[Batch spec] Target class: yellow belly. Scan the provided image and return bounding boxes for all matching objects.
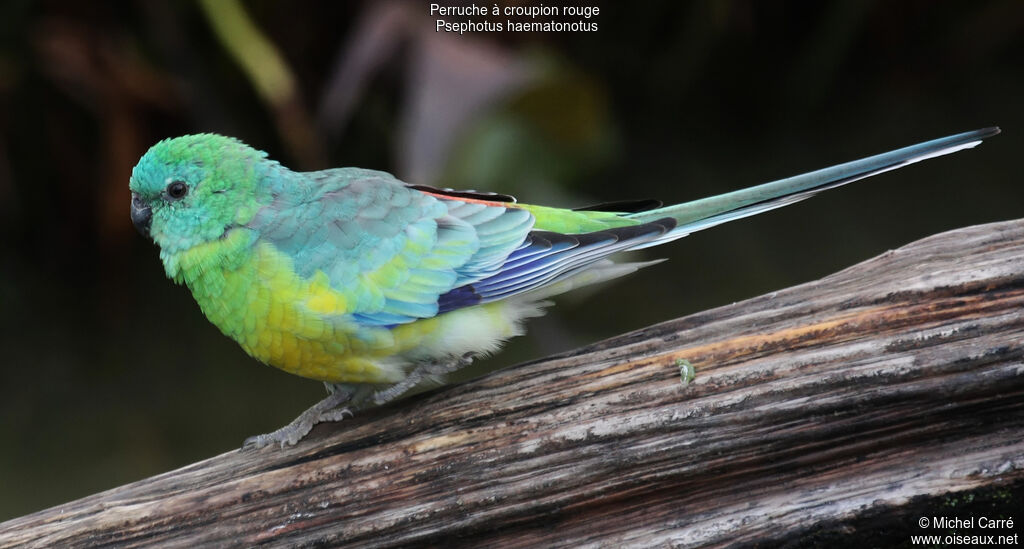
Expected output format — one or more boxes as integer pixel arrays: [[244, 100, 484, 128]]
[[175, 233, 541, 384]]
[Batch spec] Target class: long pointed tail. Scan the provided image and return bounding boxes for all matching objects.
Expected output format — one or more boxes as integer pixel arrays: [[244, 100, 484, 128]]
[[627, 127, 1000, 235]]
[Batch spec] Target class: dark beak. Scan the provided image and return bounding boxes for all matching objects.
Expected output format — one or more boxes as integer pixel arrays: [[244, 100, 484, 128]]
[[130, 193, 152, 237]]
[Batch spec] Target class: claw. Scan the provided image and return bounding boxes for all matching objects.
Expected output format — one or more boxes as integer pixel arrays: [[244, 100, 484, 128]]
[[241, 387, 353, 450], [318, 407, 353, 422]]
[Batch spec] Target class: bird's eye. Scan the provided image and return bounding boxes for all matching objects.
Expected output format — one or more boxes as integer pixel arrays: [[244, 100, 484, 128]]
[[166, 181, 188, 199]]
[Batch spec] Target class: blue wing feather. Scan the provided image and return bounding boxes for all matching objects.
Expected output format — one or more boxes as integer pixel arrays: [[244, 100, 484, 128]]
[[249, 169, 540, 326], [437, 220, 676, 313]]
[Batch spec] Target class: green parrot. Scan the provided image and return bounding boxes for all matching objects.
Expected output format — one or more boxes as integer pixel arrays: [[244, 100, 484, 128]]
[[129, 127, 999, 448]]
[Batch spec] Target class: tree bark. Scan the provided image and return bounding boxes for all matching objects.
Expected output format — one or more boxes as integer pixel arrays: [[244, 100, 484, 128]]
[[3, 219, 1024, 548]]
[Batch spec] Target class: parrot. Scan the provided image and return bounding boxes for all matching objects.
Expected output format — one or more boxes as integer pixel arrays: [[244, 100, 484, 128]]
[[129, 127, 999, 448]]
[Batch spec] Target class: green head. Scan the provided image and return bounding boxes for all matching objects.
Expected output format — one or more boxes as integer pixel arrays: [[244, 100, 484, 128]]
[[129, 134, 277, 254]]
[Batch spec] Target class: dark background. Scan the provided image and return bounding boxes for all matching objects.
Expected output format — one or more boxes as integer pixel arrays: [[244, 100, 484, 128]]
[[0, 0, 1020, 520]]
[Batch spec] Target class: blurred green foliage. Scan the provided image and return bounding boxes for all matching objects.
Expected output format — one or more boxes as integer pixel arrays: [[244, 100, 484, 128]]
[[0, 0, 1021, 522], [441, 60, 617, 201]]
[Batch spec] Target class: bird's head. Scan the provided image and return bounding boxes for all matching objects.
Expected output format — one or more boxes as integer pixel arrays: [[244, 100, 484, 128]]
[[129, 134, 275, 254]]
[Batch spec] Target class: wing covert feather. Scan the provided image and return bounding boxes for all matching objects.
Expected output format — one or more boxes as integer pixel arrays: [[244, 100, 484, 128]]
[[249, 170, 535, 325]]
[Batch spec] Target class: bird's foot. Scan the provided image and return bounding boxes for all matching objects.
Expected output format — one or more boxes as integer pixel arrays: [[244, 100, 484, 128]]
[[371, 367, 425, 406], [371, 353, 476, 406], [242, 385, 354, 450]]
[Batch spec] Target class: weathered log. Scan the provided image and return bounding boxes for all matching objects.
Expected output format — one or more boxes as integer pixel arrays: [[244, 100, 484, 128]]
[[2, 219, 1023, 548]]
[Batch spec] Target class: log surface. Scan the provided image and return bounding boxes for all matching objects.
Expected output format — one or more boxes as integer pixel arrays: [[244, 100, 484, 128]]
[[3, 219, 1024, 548]]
